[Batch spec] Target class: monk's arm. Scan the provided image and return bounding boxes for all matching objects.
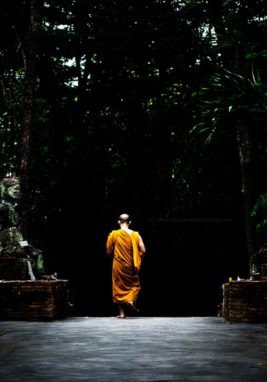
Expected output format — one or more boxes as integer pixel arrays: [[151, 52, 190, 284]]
[[106, 232, 115, 256], [138, 235, 146, 254]]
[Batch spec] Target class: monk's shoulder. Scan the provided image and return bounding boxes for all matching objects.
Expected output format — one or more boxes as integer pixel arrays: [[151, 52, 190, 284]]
[[110, 229, 120, 238], [132, 230, 140, 239], [110, 229, 118, 234]]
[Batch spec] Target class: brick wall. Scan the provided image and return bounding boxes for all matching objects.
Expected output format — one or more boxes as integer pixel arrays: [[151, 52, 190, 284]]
[[0, 280, 71, 320], [222, 280, 267, 323]]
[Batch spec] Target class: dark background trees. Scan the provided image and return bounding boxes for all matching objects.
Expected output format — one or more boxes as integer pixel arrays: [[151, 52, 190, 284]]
[[0, 0, 266, 316]]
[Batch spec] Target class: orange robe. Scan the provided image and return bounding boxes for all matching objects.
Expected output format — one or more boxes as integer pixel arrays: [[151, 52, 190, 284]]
[[106, 229, 143, 304]]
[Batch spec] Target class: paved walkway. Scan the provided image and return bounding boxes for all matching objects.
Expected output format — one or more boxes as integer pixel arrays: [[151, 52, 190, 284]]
[[0, 317, 267, 381]]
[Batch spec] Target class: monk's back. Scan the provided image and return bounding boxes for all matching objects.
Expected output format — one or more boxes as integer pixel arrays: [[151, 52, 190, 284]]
[[113, 229, 134, 268]]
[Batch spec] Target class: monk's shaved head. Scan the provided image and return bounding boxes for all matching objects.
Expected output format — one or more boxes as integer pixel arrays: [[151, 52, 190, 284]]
[[118, 213, 130, 223]]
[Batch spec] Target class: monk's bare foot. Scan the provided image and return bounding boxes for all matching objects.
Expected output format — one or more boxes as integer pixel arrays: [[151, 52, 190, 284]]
[[118, 305, 126, 318]]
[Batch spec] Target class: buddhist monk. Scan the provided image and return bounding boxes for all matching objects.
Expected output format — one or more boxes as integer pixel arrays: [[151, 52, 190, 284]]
[[106, 213, 146, 318]]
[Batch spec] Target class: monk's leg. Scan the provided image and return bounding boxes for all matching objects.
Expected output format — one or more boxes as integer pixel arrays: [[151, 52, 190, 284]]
[[117, 304, 126, 318], [126, 301, 139, 312]]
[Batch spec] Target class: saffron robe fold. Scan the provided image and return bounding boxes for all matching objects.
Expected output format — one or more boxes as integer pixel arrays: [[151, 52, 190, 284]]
[[106, 229, 143, 304]]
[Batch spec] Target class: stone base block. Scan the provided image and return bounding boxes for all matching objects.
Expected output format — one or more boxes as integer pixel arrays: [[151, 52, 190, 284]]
[[0, 256, 30, 280], [0, 280, 71, 321], [222, 280, 267, 323]]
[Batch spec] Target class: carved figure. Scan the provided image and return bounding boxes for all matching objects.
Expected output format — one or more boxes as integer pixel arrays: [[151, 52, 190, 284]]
[[0, 174, 45, 278]]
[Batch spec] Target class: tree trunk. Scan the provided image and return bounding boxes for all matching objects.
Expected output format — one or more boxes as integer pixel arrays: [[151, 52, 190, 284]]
[[19, 0, 40, 237], [236, 120, 255, 265]]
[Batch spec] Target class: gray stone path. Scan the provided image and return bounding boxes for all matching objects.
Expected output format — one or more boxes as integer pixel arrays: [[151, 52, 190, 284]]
[[0, 317, 267, 381]]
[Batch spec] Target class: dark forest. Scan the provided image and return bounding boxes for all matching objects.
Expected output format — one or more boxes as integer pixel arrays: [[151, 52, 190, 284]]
[[0, 0, 267, 316]]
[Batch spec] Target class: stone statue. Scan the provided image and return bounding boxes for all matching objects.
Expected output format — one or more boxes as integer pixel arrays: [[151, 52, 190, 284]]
[[0, 174, 45, 279]]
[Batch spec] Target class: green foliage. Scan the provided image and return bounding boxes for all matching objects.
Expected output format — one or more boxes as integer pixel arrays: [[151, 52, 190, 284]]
[[192, 68, 267, 143], [251, 243, 267, 267], [0, 0, 266, 257], [190, 0, 267, 138], [251, 193, 267, 234]]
